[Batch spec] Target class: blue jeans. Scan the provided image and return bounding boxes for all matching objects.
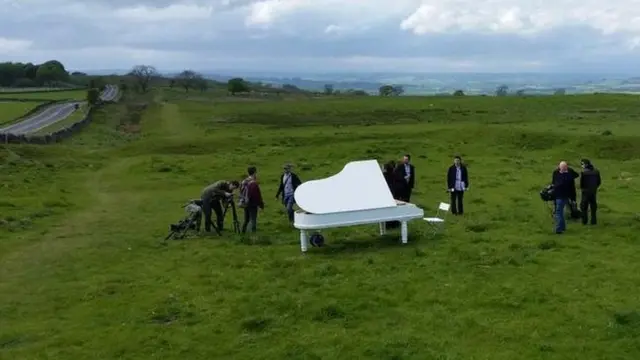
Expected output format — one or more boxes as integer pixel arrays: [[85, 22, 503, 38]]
[[554, 198, 567, 233], [283, 194, 295, 222]]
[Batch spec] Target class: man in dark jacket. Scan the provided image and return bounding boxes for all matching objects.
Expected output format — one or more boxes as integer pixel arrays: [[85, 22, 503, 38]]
[[275, 163, 302, 223], [393, 154, 415, 202], [579, 159, 602, 225], [552, 161, 574, 234], [241, 166, 264, 233], [447, 156, 469, 215], [552, 164, 579, 202], [552, 162, 580, 218], [200, 180, 239, 233]]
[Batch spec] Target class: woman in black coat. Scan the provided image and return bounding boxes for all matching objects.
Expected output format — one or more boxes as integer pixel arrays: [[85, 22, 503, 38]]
[[382, 160, 396, 197], [382, 160, 400, 228]]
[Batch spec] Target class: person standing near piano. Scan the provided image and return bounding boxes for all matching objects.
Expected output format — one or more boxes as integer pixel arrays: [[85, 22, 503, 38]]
[[447, 155, 469, 215], [393, 154, 415, 202], [275, 163, 302, 223], [241, 166, 264, 233]]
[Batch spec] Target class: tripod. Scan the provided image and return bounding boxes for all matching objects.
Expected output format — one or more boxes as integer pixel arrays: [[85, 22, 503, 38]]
[[208, 196, 241, 235], [223, 197, 241, 234]]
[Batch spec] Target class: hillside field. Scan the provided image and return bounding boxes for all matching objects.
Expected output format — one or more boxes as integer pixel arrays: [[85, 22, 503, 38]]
[[0, 101, 46, 126], [0, 89, 86, 101], [1, 90, 639, 359]]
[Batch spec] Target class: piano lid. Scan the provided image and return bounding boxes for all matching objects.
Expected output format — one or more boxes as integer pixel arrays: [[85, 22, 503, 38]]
[[294, 159, 397, 214]]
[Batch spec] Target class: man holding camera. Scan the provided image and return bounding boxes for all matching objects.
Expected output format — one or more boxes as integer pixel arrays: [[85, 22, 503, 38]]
[[579, 159, 602, 225], [551, 161, 574, 234], [200, 180, 240, 233]]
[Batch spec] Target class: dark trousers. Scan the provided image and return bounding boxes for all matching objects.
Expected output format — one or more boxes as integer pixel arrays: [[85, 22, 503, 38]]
[[580, 192, 598, 224], [242, 206, 258, 233], [450, 190, 464, 215], [201, 197, 224, 232], [397, 186, 412, 202]]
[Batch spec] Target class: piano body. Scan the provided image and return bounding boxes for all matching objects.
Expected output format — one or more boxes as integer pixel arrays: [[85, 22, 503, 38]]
[[293, 159, 424, 252]]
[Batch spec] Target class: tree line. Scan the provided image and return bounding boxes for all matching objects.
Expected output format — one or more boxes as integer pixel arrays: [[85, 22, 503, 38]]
[[1, 60, 403, 97], [0, 60, 70, 87]]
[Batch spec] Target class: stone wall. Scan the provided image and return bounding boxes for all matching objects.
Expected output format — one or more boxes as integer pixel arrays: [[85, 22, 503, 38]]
[[0, 99, 117, 145]]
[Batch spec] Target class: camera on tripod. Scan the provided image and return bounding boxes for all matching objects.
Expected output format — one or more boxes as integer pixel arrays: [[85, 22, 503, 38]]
[[164, 193, 241, 242]]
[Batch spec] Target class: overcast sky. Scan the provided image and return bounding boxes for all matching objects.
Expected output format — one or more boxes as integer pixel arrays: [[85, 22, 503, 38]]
[[1, 0, 639, 73]]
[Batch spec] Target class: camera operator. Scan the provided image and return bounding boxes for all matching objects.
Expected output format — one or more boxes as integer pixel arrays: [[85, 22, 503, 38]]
[[579, 159, 601, 225], [551, 161, 574, 234], [200, 180, 240, 233]]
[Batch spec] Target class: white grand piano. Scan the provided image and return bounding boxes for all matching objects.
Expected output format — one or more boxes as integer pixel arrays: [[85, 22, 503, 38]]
[[293, 159, 425, 252]]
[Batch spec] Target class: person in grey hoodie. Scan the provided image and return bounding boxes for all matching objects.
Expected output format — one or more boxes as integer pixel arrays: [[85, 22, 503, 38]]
[[275, 164, 302, 223]]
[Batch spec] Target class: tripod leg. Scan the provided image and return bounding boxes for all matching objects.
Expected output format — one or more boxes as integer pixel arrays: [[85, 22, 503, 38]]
[[178, 219, 195, 239], [210, 222, 222, 236]]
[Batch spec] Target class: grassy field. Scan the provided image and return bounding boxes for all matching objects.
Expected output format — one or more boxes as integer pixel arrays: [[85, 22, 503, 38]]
[[1, 89, 639, 359], [0, 87, 83, 93], [31, 102, 89, 135], [0, 101, 45, 126], [0, 89, 86, 101]]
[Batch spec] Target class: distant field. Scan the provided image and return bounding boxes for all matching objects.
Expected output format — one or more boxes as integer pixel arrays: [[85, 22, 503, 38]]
[[0, 89, 86, 100], [0, 87, 80, 93], [0, 101, 45, 126]]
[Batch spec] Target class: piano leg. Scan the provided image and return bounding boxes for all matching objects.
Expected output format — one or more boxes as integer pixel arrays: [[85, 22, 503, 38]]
[[300, 230, 309, 252], [400, 221, 408, 244], [379, 222, 386, 235]]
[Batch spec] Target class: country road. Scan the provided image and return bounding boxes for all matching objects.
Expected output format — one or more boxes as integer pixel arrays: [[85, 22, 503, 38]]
[[0, 85, 119, 135], [100, 84, 118, 102]]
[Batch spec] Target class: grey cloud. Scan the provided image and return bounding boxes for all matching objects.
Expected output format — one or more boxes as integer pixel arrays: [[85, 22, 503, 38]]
[[2, 0, 640, 73], [113, 23, 626, 62]]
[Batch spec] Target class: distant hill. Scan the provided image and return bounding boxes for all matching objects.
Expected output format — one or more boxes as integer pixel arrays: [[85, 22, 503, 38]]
[[78, 69, 640, 96]]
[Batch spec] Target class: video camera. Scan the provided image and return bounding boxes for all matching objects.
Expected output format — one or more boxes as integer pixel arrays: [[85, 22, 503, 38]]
[[539, 184, 555, 202], [165, 199, 203, 241]]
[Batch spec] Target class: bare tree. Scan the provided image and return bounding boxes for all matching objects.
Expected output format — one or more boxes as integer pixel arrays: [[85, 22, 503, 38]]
[[175, 70, 202, 93], [495, 85, 509, 96], [128, 65, 158, 93]]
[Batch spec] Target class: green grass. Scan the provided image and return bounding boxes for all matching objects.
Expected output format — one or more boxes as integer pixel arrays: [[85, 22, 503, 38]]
[[0, 87, 82, 93], [30, 103, 89, 135], [0, 101, 45, 126], [0, 89, 86, 101], [1, 90, 640, 359]]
